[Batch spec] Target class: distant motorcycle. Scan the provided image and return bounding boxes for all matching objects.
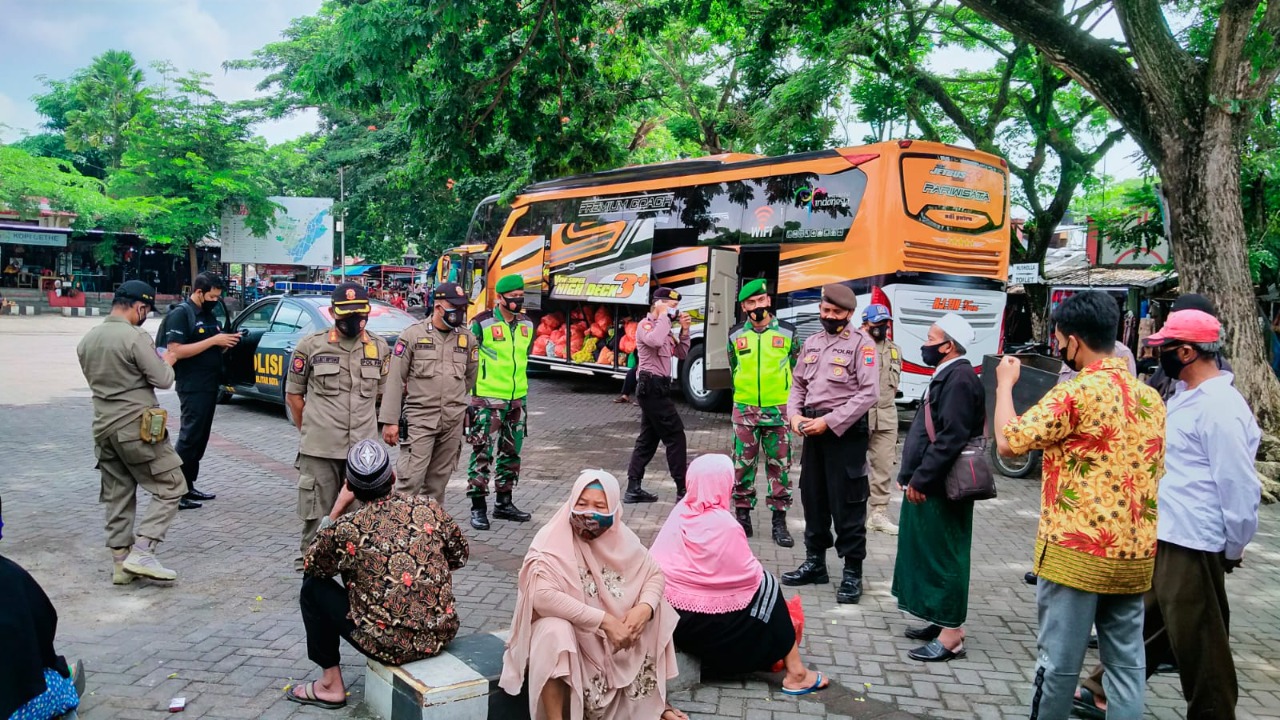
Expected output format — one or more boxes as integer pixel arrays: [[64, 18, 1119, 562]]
[[407, 290, 424, 308]]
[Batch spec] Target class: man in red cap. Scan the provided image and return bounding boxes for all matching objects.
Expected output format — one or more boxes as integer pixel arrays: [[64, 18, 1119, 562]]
[[1073, 309, 1260, 720]]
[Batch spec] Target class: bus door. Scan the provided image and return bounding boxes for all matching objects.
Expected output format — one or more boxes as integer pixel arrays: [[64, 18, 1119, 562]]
[[462, 252, 489, 317], [703, 247, 738, 391]]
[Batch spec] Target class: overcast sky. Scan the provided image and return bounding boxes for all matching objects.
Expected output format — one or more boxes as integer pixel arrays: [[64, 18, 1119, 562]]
[[0, 0, 322, 145], [0, 0, 1144, 188]]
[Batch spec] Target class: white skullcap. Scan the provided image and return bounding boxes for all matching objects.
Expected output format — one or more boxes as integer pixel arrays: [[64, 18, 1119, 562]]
[[935, 312, 975, 350]]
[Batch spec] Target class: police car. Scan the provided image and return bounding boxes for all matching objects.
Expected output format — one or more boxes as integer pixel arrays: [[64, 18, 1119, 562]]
[[219, 285, 416, 414]]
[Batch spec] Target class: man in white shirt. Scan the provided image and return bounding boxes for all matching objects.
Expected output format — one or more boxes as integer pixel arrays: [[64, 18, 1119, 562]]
[[1075, 308, 1260, 720]]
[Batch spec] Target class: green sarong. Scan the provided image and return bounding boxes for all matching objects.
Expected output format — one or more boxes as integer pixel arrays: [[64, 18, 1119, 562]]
[[890, 492, 974, 628]]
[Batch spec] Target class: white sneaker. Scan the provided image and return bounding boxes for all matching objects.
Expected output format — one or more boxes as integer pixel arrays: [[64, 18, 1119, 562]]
[[868, 510, 899, 536], [111, 548, 136, 585], [122, 546, 177, 581]]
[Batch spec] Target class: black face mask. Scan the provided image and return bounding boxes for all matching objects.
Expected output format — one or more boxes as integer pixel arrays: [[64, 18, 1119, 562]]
[[1058, 339, 1079, 373], [867, 325, 887, 342], [442, 307, 464, 328], [748, 307, 769, 323], [1159, 346, 1192, 380], [921, 342, 947, 367], [502, 295, 524, 313], [820, 317, 846, 335], [335, 315, 365, 338]]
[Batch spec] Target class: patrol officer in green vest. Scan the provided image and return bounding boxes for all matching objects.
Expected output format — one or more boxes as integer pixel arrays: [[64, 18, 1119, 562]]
[[728, 279, 799, 547], [465, 274, 535, 530]]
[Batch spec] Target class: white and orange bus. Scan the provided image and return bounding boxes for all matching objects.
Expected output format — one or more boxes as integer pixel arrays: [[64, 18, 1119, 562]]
[[437, 139, 1010, 410]]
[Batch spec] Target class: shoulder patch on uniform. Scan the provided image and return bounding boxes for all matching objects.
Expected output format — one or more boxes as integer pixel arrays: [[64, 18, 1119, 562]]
[[394, 340, 406, 356], [471, 347, 479, 361], [290, 355, 307, 374], [862, 346, 876, 366], [641, 321, 653, 331], [772, 336, 785, 348]]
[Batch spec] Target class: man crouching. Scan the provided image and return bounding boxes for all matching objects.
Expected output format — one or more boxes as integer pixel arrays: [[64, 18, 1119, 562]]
[[288, 440, 470, 710]]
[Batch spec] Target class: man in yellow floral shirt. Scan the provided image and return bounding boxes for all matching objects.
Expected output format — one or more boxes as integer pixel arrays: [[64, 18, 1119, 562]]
[[995, 290, 1165, 720]]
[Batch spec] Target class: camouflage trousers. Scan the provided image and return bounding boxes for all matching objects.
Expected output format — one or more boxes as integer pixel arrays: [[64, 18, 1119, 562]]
[[732, 422, 792, 511], [466, 399, 525, 497]]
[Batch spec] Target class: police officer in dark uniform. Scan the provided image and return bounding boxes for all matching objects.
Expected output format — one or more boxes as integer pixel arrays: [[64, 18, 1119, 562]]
[[164, 272, 239, 509], [624, 286, 691, 503]]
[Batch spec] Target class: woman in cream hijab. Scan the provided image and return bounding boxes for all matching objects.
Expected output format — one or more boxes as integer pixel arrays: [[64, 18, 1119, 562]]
[[501, 469, 687, 720]]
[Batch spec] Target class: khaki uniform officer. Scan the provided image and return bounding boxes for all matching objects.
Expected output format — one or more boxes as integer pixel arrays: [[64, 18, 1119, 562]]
[[781, 283, 880, 605], [286, 283, 390, 565], [380, 282, 478, 503], [863, 303, 902, 535], [76, 280, 184, 584]]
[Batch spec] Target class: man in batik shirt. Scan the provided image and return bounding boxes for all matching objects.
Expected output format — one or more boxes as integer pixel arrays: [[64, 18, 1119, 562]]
[[288, 440, 469, 710]]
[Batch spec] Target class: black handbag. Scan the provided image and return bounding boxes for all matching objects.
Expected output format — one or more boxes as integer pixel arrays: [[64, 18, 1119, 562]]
[[923, 391, 997, 502]]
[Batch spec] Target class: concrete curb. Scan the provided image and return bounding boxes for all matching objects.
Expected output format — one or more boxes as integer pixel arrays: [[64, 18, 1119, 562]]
[[3, 305, 38, 315], [60, 307, 101, 317]]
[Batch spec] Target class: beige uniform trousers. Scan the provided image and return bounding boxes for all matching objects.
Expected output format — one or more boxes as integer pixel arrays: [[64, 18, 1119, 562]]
[[394, 423, 463, 504], [296, 454, 345, 558], [867, 424, 899, 513], [96, 425, 186, 549]]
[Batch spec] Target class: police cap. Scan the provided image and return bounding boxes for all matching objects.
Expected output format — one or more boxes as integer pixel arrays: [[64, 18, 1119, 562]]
[[331, 282, 371, 317], [653, 287, 681, 302], [434, 282, 468, 306], [115, 280, 157, 309], [821, 283, 857, 311]]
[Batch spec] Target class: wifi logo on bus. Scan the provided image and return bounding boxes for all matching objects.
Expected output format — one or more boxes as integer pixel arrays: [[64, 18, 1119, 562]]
[[751, 206, 774, 237]]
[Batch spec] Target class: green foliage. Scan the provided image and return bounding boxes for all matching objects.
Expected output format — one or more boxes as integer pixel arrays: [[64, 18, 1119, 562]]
[[0, 145, 159, 234], [108, 68, 276, 253], [64, 50, 149, 171]]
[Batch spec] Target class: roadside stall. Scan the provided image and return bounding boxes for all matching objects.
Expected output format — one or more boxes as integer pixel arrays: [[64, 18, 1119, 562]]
[[1043, 266, 1178, 358]]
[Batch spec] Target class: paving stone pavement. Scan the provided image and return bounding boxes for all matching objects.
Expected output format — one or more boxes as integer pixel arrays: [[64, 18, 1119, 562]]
[[2, 315, 1279, 719]]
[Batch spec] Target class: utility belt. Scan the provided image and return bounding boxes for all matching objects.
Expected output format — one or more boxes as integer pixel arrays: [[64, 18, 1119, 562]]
[[800, 406, 870, 438], [800, 407, 830, 419], [636, 371, 672, 397]]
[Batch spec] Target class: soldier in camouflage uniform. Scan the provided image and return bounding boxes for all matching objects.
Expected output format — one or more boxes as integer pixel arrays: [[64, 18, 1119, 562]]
[[728, 279, 799, 547], [465, 274, 534, 530]]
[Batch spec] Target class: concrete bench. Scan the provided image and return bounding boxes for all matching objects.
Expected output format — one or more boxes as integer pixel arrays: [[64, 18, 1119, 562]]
[[364, 631, 702, 720]]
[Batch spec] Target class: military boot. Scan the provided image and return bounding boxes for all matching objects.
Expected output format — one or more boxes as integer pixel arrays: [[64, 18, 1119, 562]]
[[781, 552, 829, 586], [493, 492, 532, 522], [771, 510, 794, 548], [111, 547, 135, 585], [735, 507, 753, 537], [623, 477, 658, 504], [836, 560, 864, 604], [470, 496, 491, 531]]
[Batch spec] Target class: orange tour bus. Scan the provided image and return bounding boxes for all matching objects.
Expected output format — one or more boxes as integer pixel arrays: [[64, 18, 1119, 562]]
[[435, 139, 1011, 410]]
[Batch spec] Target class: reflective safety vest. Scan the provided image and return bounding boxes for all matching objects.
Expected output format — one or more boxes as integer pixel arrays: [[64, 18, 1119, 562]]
[[473, 311, 534, 400], [729, 320, 796, 407]]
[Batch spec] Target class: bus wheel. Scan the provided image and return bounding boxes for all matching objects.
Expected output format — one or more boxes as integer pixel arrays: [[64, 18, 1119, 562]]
[[680, 344, 729, 412], [990, 444, 1041, 479]]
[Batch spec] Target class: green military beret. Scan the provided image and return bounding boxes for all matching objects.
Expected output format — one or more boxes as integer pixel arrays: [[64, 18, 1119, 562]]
[[738, 278, 768, 303], [495, 274, 525, 294]]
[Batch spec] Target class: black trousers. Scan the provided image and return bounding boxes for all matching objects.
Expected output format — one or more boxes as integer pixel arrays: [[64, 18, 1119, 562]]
[[300, 576, 369, 669], [175, 390, 219, 492], [799, 426, 870, 563], [621, 365, 638, 396], [626, 375, 687, 488]]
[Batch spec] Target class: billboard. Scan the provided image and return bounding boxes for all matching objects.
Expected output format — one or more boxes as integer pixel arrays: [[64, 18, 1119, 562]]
[[221, 197, 334, 266]]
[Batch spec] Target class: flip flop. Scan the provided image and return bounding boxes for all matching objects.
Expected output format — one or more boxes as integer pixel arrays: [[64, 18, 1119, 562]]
[[613, 396, 629, 403], [1071, 687, 1106, 720], [285, 681, 347, 710], [781, 671, 828, 696]]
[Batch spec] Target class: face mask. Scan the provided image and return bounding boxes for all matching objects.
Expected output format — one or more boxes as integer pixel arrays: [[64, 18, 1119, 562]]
[[570, 510, 615, 541], [867, 325, 887, 341], [820, 317, 846, 335], [335, 315, 365, 338], [135, 305, 149, 326], [920, 342, 947, 367], [442, 307, 463, 328], [502, 295, 524, 313], [667, 307, 679, 320], [1057, 338, 1078, 372], [1159, 346, 1192, 380], [748, 307, 769, 323]]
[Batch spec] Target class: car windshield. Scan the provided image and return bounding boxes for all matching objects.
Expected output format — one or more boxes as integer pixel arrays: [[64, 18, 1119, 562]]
[[317, 301, 414, 333]]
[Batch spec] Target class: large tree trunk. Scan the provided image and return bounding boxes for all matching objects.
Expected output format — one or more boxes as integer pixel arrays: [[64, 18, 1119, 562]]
[[1161, 109, 1280, 429], [187, 241, 199, 290]]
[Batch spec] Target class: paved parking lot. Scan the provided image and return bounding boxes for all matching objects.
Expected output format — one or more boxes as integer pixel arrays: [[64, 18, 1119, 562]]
[[2, 314, 1278, 719]]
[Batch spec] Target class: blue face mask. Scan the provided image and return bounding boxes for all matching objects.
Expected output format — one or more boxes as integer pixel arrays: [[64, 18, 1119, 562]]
[[570, 510, 615, 540]]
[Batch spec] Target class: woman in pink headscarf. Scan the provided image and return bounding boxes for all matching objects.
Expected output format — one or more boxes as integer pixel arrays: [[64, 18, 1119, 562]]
[[650, 454, 828, 695], [500, 469, 688, 720]]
